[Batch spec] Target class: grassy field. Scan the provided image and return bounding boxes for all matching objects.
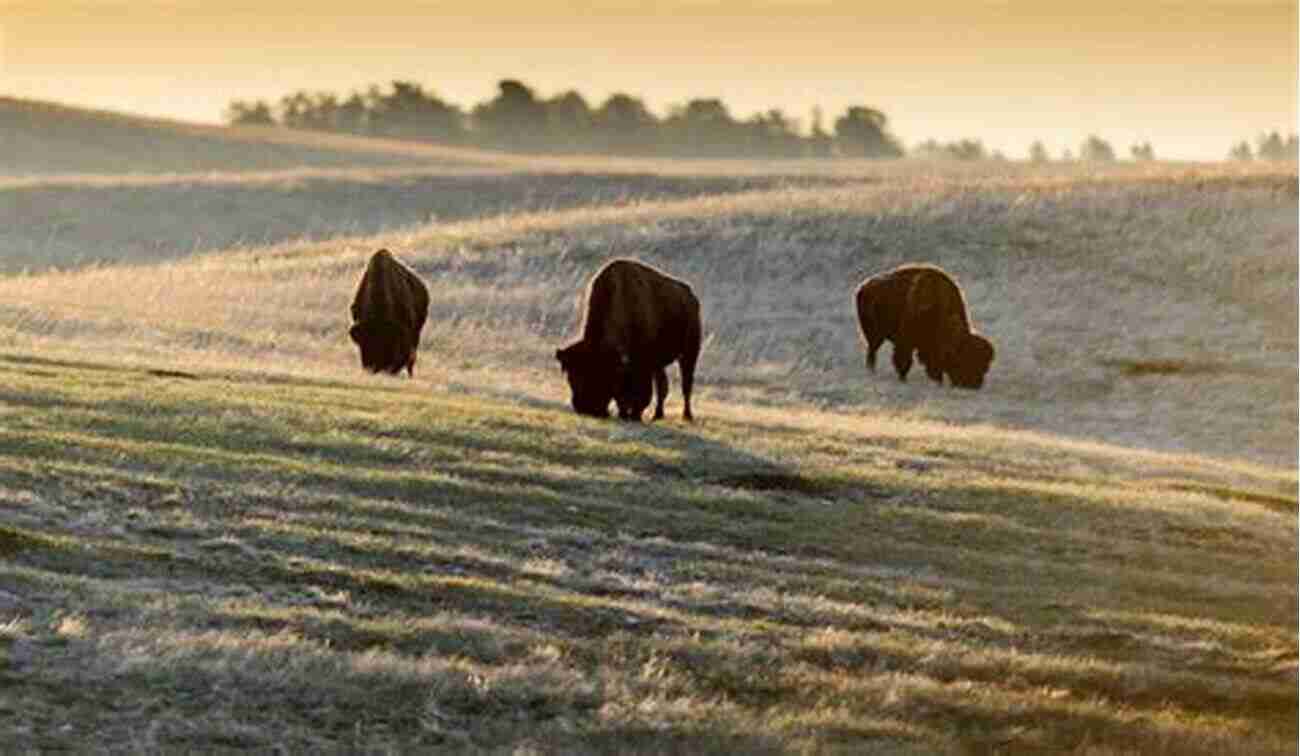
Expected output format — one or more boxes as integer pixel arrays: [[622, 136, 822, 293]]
[[1, 167, 853, 274], [0, 100, 1295, 753], [0, 354, 1294, 753]]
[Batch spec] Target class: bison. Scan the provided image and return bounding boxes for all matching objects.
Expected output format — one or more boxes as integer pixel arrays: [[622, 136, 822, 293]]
[[555, 258, 701, 421], [349, 249, 430, 377], [855, 264, 995, 389]]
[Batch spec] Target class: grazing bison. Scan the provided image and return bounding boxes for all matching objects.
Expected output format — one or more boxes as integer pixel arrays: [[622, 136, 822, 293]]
[[349, 249, 430, 377], [555, 258, 701, 421], [855, 264, 995, 389]]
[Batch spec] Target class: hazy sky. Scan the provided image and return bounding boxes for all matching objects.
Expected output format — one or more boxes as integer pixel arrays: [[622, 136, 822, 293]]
[[2, 1, 1295, 160]]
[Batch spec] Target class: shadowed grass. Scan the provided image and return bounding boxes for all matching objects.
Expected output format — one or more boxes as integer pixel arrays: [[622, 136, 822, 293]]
[[0, 124, 1295, 751], [0, 355, 1293, 754]]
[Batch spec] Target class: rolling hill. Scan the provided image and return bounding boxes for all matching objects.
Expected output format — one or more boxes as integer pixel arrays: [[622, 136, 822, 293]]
[[0, 102, 1295, 753], [0, 96, 500, 176], [0, 97, 866, 274]]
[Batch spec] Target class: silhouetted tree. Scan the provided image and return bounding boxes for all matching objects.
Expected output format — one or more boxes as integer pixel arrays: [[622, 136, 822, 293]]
[[1080, 134, 1116, 162], [543, 90, 594, 152], [833, 106, 903, 158], [369, 81, 465, 143], [1028, 140, 1050, 163], [912, 138, 986, 161], [277, 91, 314, 129], [1228, 140, 1254, 161], [663, 98, 741, 157], [224, 99, 275, 126], [1255, 131, 1298, 161], [1129, 141, 1155, 161], [1257, 131, 1284, 160], [592, 93, 658, 154], [808, 106, 834, 158], [745, 109, 803, 158], [300, 92, 339, 132], [472, 79, 547, 151], [336, 93, 368, 135]]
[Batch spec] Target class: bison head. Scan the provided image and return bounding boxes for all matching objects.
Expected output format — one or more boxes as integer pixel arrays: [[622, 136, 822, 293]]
[[350, 318, 412, 375], [556, 341, 625, 418], [948, 332, 995, 390]]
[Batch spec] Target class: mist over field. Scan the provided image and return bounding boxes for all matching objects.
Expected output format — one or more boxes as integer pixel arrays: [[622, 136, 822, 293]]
[[0, 99, 1294, 754]]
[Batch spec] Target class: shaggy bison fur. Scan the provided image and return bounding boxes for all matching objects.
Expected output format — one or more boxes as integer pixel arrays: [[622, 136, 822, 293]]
[[556, 259, 701, 421], [349, 249, 430, 377], [855, 264, 995, 389]]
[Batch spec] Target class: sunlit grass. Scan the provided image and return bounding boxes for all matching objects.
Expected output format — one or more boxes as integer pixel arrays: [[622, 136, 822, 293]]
[[0, 161, 1293, 463], [0, 116, 1294, 751], [0, 353, 1293, 753]]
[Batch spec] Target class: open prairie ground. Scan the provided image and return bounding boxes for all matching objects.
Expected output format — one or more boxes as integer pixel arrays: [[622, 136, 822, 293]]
[[0, 102, 1295, 753]]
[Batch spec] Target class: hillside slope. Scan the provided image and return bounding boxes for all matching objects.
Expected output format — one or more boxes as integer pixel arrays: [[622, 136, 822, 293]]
[[0, 96, 921, 178], [0, 164, 1293, 464], [1, 98, 879, 274], [0, 97, 530, 176], [0, 135, 1295, 752], [0, 353, 1293, 753], [0, 168, 828, 274]]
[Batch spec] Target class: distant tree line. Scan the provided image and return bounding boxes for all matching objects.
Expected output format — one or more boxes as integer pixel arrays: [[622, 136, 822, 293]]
[[918, 135, 1154, 163], [1022, 131, 1298, 164], [225, 79, 904, 159], [1227, 131, 1300, 162], [1024, 135, 1152, 164], [911, 138, 1001, 161]]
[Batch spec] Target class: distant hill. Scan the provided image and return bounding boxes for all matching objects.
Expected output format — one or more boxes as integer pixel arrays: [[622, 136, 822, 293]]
[[0, 99, 871, 276], [0, 97, 510, 176]]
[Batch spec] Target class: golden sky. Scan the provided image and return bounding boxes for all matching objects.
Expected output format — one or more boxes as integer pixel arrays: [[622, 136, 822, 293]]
[[2, 1, 1295, 160]]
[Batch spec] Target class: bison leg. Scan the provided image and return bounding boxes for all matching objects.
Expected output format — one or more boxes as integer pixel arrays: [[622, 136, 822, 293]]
[[652, 368, 669, 421], [617, 368, 653, 423], [680, 324, 701, 422], [866, 338, 882, 373], [918, 348, 943, 383], [892, 342, 914, 382]]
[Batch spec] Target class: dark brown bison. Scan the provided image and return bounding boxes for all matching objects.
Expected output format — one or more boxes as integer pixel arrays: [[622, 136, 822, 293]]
[[855, 264, 995, 389], [349, 249, 429, 377], [555, 259, 701, 421]]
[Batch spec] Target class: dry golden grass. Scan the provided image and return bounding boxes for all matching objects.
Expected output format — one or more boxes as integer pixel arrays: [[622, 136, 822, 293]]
[[0, 354, 1292, 753], [0, 163, 822, 274], [0, 103, 1295, 752], [5, 98, 890, 273], [0, 161, 1293, 463]]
